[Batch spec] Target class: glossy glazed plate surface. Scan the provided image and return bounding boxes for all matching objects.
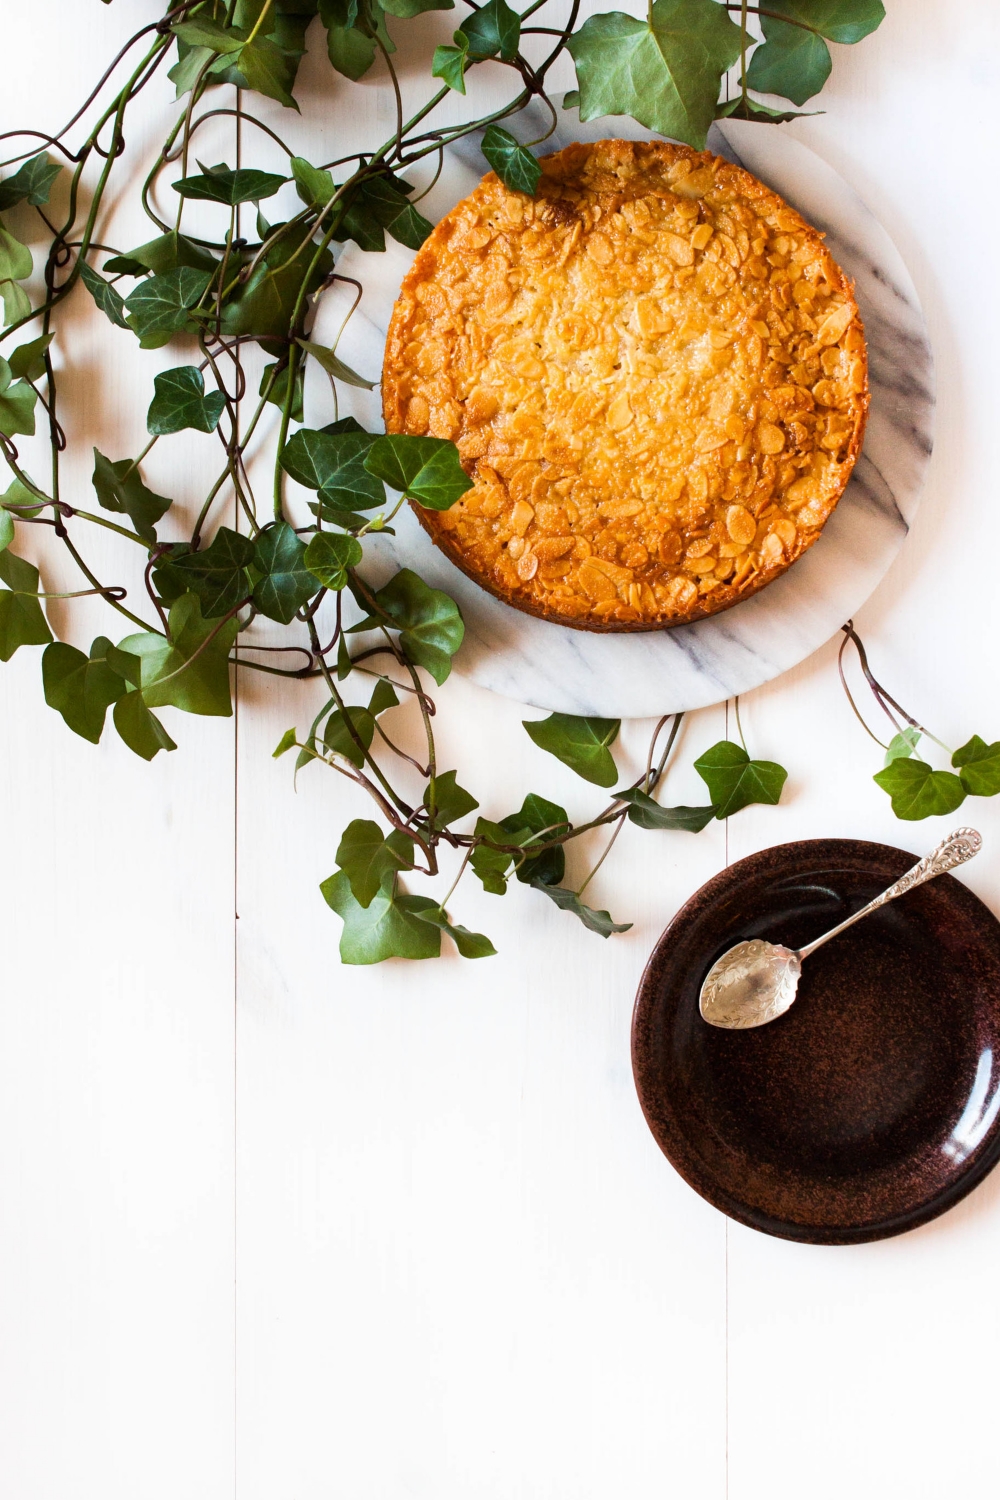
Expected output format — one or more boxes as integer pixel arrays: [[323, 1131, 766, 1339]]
[[632, 840, 1000, 1244]]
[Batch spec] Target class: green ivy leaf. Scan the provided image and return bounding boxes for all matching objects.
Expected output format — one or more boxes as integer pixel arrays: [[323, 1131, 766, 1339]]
[[1, 474, 44, 519], [41, 635, 129, 744], [147, 366, 226, 435], [952, 735, 1000, 798], [432, 33, 469, 92], [0, 225, 32, 285], [336, 175, 433, 253], [357, 568, 464, 685], [745, 16, 831, 105], [0, 510, 13, 553], [168, 40, 219, 98], [303, 531, 363, 590], [1, 280, 31, 327], [260, 360, 304, 422], [119, 592, 239, 717], [883, 727, 921, 765], [290, 155, 335, 207], [423, 769, 479, 830], [124, 267, 213, 339], [715, 95, 817, 123], [105, 232, 218, 277], [251, 521, 316, 623], [220, 223, 333, 346], [0, 152, 62, 211], [0, 357, 37, 437], [761, 0, 885, 45], [173, 162, 288, 205], [873, 758, 967, 821], [364, 434, 473, 511], [319, 0, 391, 80], [0, 549, 52, 659], [481, 126, 541, 196], [615, 787, 716, 831], [522, 713, 620, 788], [92, 449, 173, 544], [112, 689, 177, 760], [335, 819, 415, 907], [78, 262, 130, 328], [411, 905, 497, 958], [693, 740, 788, 819], [159, 526, 255, 618], [297, 337, 375, 390], [324, 703, 376, 767], [273, 727, 298, 758], [566, 0, 742, 149], [321, 870, 441, 964], [336, 632, 353, 680], [529, 880, 632, 937], [171, 16, 248, 52], [469, 816, 530, 895], [368, 677, 399, 716], [380, 0, 453, 17], [500, 792, 569, 886], [463, 0, 519, 59], [745, 0, 883, 105], [8, 333, 53, 382], [238, 34, 301, 109], [281, 426, 383, 510]]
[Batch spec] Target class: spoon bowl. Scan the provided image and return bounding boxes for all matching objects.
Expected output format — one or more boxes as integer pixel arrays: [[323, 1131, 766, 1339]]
[[699, 938, 802, 1028]]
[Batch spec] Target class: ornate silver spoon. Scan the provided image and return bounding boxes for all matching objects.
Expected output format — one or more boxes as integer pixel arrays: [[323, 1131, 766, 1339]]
[[699, 827, 983, 1030]]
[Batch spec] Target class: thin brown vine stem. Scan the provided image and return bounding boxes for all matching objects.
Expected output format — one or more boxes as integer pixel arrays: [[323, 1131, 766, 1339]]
[[306, 614, 418, 819], [175, 58, 217, 234], [375, 33, 405, 163], [344, 572, 440, 767], [837, 629, 887, 748], [186, 107, 296, 159], [145, 553, 170, 634], [733, 695, 747, 752], [311, 746, 428, 855], [576, 812, 628, 900], [1, 35, 170, 347], [644, 714, 671, 792], [723, 4, 833, 37], [0, 1, 198, 168], [839, 623, 951, 754], [373, 718, 430, 778], [56, 532, 155, 632], [437, 847, 473, 912], [410, 147, 444, 206], [152, 599, 249, 685], [651, 712, 684, 789]]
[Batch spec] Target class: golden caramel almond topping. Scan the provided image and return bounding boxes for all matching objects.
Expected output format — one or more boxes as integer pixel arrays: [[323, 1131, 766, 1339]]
[[382, 139, 869, 631]]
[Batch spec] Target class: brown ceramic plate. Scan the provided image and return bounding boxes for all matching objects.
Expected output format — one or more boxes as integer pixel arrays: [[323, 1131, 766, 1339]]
[[632, 839, 1000, 1244]]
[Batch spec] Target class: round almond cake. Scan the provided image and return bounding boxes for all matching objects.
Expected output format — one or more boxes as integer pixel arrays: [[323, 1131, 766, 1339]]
[[382, 139, 869, 631]]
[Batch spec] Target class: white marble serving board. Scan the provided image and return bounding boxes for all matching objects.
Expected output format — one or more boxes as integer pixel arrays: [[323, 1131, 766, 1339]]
[[315, 108, 935, 718]]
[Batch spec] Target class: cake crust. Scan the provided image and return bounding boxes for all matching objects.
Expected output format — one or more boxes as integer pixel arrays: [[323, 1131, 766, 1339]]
[[382, 138, 869, 632]]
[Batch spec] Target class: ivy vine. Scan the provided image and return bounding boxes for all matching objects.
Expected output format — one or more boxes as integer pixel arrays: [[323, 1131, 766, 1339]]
[[0, 0, 945, 966]]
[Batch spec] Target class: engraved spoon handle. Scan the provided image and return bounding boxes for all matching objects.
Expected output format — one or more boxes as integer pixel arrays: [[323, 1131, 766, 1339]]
[[796, 827, 982, 963]]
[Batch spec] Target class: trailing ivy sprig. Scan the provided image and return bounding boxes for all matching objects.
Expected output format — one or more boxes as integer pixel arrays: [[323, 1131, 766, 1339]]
[[840, 623, 1000, 822], [0, 0, 886, 960]]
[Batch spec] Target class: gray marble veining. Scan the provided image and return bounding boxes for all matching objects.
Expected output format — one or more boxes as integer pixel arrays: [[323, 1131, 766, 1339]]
[[316, 110, 934, 718]]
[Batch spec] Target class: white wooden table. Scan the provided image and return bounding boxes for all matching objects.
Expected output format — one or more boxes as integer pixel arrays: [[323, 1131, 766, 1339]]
[[3, 4, 999, 1495]]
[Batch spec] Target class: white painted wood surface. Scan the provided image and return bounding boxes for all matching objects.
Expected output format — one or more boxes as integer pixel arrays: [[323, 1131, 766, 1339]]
[[3, 4, 1000, 1496]]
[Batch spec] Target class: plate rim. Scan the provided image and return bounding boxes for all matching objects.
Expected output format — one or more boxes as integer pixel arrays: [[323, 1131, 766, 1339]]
[[631, 837, 1000, 1245]]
